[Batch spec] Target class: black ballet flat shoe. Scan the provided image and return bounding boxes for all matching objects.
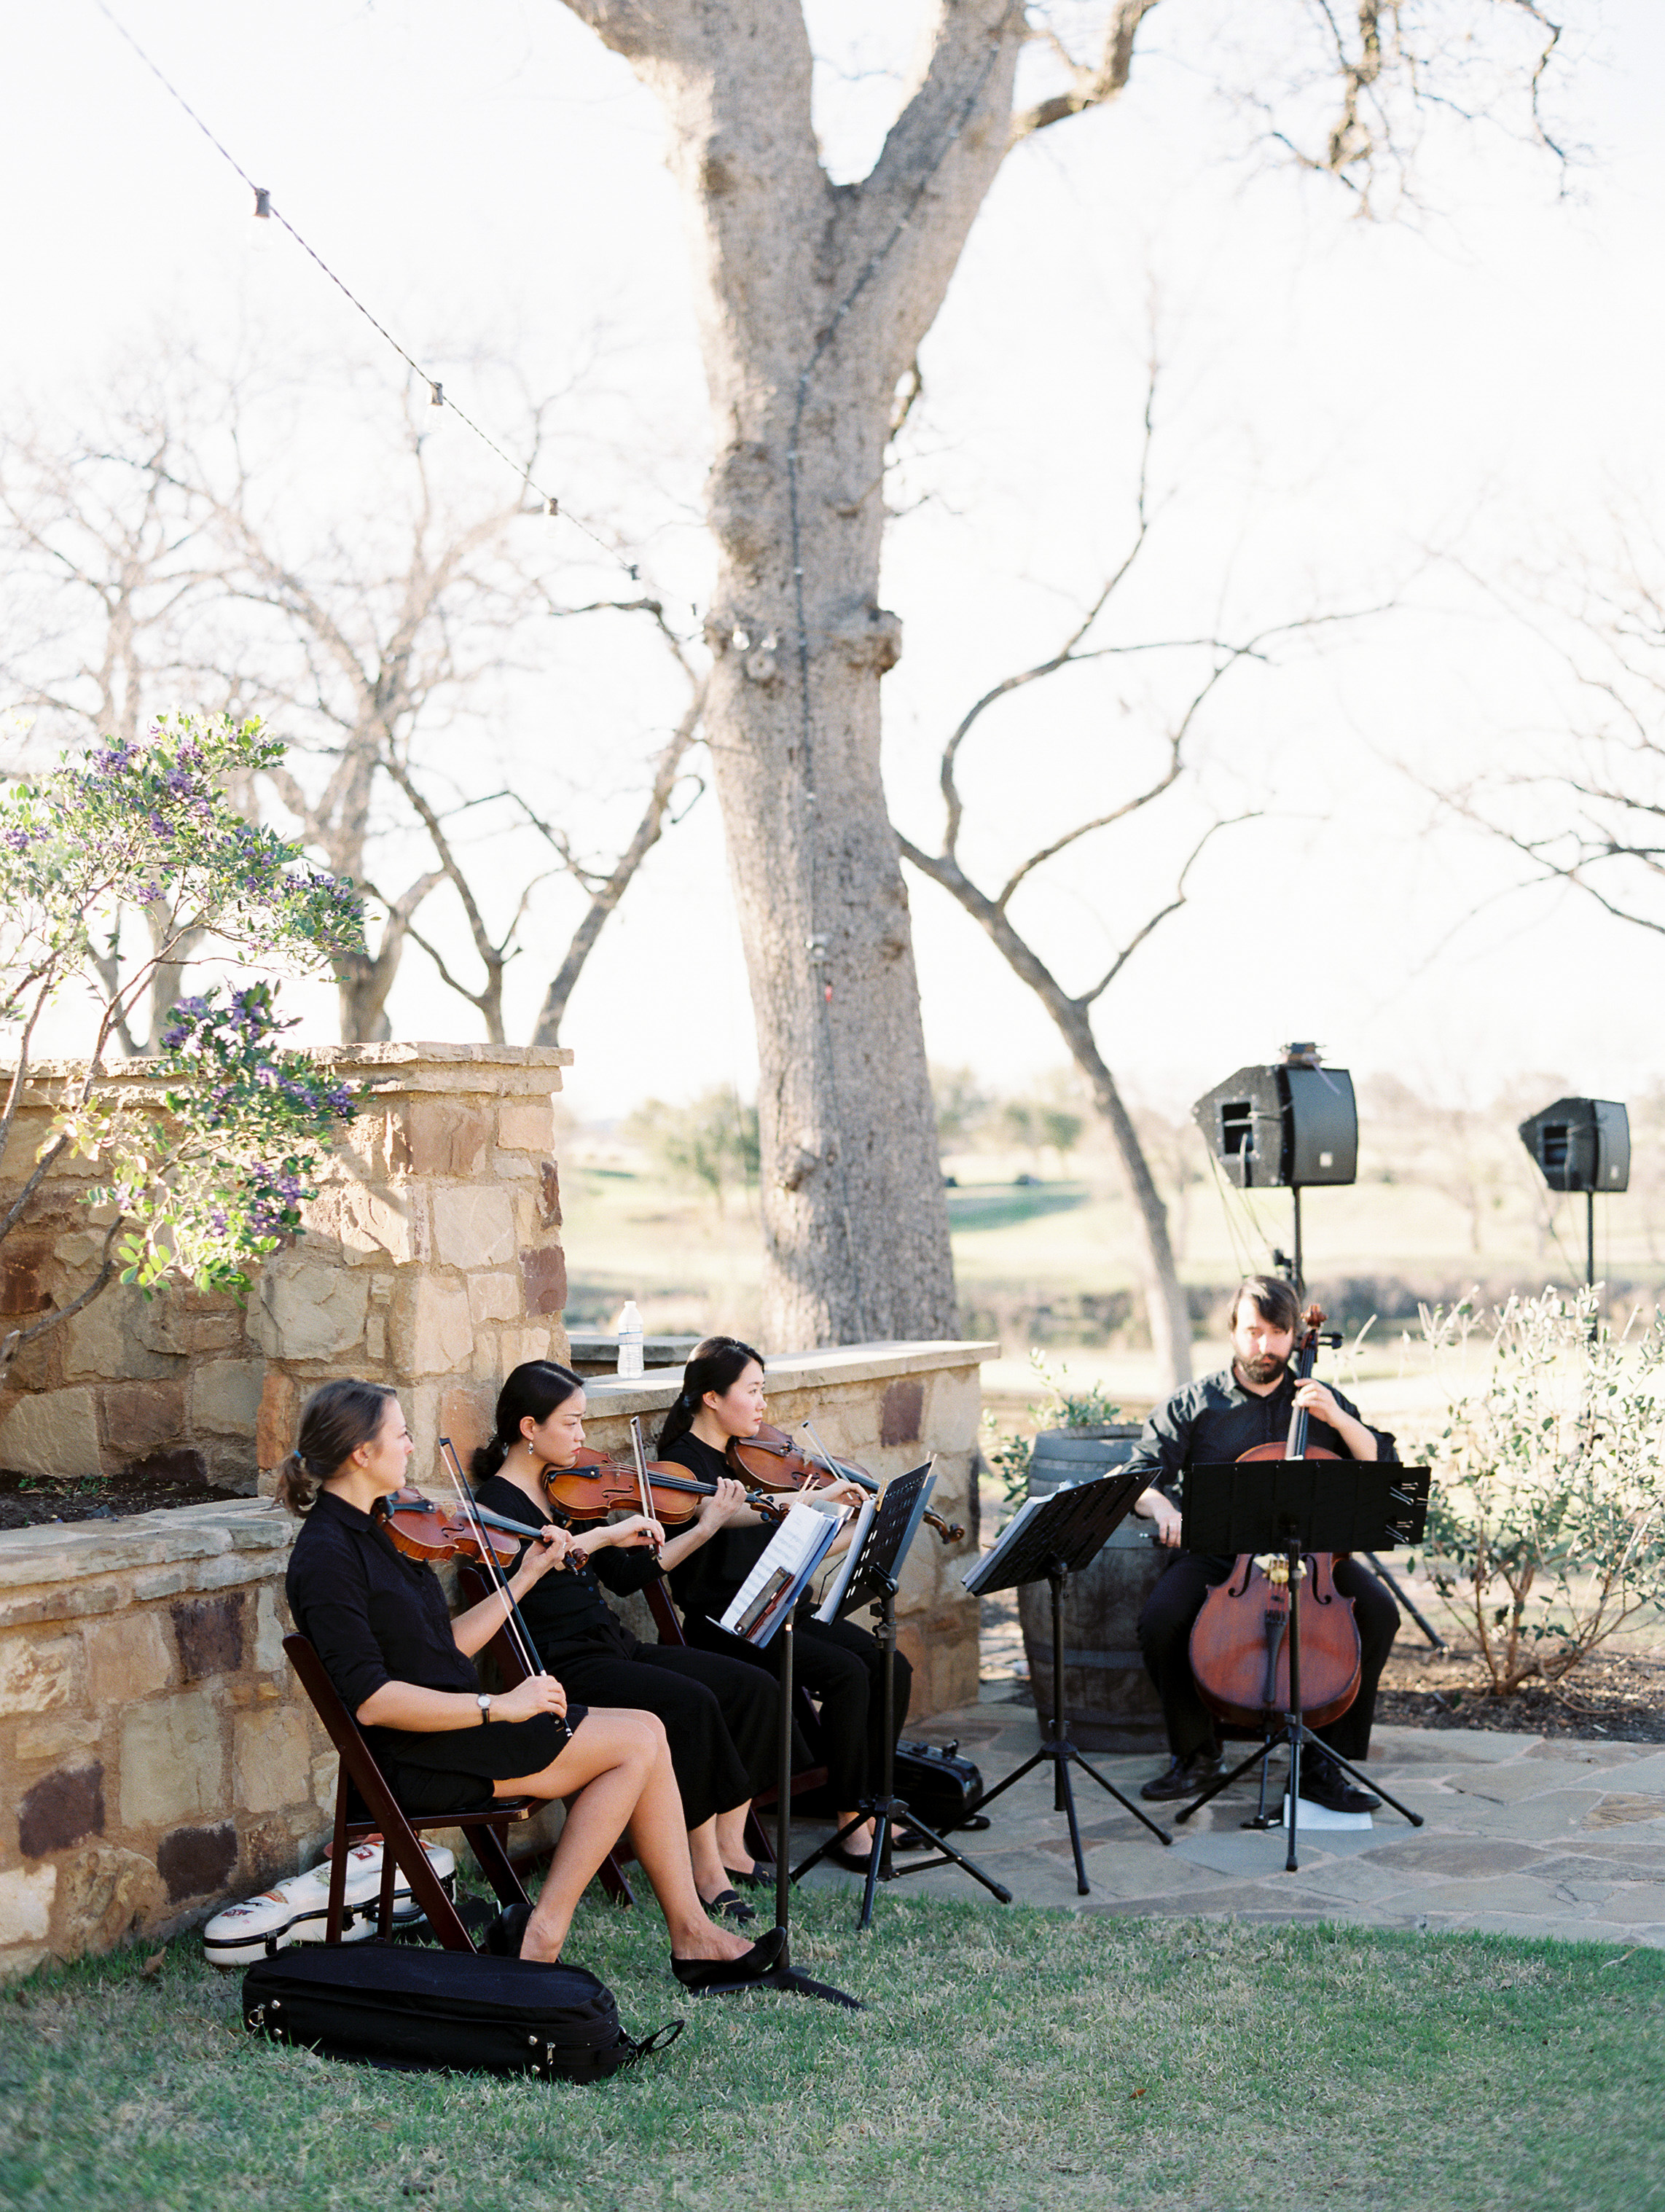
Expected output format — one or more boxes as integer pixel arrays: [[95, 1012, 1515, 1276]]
[[722, 1864, 771, 1891], [700, 1887, 758, 1926], [485, 1902, 533, 1958], [670, 1925, 787, 1990]]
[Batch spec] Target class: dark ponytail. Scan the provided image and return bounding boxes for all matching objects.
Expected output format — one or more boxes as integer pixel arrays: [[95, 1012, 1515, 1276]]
[[471, 1360, 584, 1481], [657, 1334, 764, 1453], [276, 1378, 399, 1515]]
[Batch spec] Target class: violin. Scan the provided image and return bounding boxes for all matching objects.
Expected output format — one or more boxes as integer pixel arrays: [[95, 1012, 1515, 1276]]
[[375, 1488, 575, 1571], [540, 1444, 784, 1530], [1186, 1303, 1363, 1731], [725, 1421, 967, 1547]]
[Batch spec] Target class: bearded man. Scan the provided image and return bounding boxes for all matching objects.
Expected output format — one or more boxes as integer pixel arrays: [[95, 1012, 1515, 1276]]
[[1127, 1273, 1399, 1811]]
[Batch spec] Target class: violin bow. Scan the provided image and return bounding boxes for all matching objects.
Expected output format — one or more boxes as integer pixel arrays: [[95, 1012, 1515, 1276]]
[[625, 1416, 665, 1560], [800, 1417, 874, 1495], [436, 1436, 571, 1743]]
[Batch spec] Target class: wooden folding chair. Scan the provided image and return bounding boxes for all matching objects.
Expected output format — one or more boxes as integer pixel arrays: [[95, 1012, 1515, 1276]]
[[457, 1561, 635, 1906], [283, 1632, 534, 1954]]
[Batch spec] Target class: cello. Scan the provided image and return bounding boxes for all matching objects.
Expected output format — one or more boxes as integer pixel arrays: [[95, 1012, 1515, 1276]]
[[1186, 1302, 1363, 1732]]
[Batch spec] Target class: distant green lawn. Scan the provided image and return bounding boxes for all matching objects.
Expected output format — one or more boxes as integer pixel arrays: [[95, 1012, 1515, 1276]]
[[4, 1892, 1660, 2212]]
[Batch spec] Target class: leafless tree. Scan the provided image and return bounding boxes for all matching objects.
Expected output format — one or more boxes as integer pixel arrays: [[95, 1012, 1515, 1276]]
[[0, 360, 704, 1050], [1435, 508, 1665, 943], [549, 0, 1570, 1349]]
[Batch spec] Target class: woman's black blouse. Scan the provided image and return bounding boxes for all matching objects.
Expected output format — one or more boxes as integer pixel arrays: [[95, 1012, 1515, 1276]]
[[659, 1431, 771, 1623], [471, 1473, 660, 1666], [285, 1487, 479, 1763]]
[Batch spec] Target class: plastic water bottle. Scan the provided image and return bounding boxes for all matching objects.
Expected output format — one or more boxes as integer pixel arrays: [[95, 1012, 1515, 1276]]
[[616, 1301, 644, 1380]]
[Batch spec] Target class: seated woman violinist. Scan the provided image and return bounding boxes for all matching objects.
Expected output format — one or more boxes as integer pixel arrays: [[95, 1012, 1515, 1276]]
[[655, 1337, 921, 1872], [471, 1359, 791, 1920], [279, 1377, 783, 1988]]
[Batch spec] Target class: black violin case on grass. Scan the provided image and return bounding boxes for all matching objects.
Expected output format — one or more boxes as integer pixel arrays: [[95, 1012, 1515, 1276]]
[[243, 1945, 681, 2083]]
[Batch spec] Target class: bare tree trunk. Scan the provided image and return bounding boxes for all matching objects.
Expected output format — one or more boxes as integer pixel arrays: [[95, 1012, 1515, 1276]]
[[562, 1, 1032, 1343]]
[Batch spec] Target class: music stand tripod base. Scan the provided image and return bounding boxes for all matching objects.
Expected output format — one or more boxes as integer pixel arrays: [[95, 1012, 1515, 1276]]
[[956, 1472, 1173, 1897], [789, 1463, 1014, 1931], [1172, 1460, 1429, 1873]]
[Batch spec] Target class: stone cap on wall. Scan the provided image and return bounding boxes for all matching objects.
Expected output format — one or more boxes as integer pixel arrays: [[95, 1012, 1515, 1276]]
[[0, 1498, 290, 1625], [579, 1337, 1000, 1419], [0, 1041, 573, 1105]]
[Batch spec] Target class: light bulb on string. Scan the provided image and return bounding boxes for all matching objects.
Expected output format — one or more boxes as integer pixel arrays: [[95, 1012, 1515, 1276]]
[[245, 183, 273, 257]]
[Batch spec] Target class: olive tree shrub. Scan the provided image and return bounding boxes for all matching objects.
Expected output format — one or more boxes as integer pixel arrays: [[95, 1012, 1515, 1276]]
[[1417, 1286, 1665, 1694], [0, 711, 364, 1363]]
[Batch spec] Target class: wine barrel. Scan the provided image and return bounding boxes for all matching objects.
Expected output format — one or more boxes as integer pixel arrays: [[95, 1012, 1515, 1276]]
[[1016, 1424, 1167, 1752]]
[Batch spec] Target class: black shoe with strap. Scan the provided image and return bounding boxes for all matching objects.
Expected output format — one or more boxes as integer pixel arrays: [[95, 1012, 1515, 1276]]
[[1140, 1746, 1223, 1803], [1298, 1751, 1380, 1816]]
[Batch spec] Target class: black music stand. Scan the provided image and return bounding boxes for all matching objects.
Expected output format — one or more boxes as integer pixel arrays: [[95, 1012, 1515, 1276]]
[[958, 1471, 1172, 1896], [1172, 1460, 1430, 1872], [701, 1512, 861, 2008], [791, 1464, 1014, 1931]]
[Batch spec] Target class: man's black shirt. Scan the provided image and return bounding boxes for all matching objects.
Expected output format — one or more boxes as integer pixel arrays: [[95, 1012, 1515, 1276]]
[[1124, 1364, 1397, 1512]]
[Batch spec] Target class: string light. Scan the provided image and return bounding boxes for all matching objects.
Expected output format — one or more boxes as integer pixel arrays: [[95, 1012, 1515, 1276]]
[[90, 0, 639, 581]]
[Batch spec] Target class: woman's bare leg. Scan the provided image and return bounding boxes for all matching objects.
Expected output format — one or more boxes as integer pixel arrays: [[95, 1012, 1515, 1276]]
[[688, 1816, 730, 1901], [622, 1730, 765, 1957], [497, 1710, 755, 1963], [713, 1803, 753, 1874]]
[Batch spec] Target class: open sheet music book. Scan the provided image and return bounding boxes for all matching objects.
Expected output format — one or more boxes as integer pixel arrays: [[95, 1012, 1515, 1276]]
[[716, 1498, 847, 1648]]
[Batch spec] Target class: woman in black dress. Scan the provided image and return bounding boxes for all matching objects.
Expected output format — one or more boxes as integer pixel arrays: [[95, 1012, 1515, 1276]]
[[657, 1337, 917, 1872], [281, 1377, 781, 1986], [471, 1359, 786, 1915]]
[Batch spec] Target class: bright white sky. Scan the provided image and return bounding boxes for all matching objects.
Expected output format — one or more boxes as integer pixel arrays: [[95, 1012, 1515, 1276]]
[[5, 1, 1664, 1128]]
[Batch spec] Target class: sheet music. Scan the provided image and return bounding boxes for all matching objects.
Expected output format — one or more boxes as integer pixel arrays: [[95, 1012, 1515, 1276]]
[[717, 1500, 845, 1642]]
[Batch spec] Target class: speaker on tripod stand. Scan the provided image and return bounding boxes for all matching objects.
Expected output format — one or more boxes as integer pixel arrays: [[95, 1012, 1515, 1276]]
[[1518, 1095, 1629, 1294], [1192, 1043, 1358, 1291]]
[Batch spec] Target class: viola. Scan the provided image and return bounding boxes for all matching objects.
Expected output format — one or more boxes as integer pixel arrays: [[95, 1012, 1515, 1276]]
[[541, 1445, 783, 1530], [1186, 1303, 1364, 1731], [726, 1421, 967, 1547], [375, 1488, 572, 1572]]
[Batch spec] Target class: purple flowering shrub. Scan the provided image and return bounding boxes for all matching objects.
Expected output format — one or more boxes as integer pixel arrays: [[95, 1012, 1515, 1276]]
[[76, 985, 359, 1292], [0, 711, 367, 1343]]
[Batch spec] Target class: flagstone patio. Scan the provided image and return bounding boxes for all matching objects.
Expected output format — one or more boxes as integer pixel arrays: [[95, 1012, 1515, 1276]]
[[796, 1695, 1665, 1947]]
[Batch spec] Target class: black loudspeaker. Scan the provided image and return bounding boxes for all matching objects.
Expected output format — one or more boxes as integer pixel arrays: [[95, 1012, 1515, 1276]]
[[1193, 1062, 1358, 1189], [1518, 1098, 1630, 1194]]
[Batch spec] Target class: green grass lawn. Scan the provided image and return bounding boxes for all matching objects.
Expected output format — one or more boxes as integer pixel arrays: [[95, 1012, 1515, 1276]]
[[3, 1892, 1661, 2212]]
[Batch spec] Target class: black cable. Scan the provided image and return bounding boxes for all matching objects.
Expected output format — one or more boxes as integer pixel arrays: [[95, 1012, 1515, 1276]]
[[90, 0, 638, 580]]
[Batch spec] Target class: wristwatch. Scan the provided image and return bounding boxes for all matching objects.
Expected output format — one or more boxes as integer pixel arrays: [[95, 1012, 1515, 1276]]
[[476, 1693, 492, 1725]]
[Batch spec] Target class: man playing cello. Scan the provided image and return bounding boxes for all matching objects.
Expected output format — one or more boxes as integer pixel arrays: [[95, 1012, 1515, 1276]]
[[1127, 1273, 1399, 1811]]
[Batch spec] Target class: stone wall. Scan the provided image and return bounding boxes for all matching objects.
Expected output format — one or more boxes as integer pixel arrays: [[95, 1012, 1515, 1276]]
[[0, 1500, 318, 1980], [0, 1042, 574, 1496]]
